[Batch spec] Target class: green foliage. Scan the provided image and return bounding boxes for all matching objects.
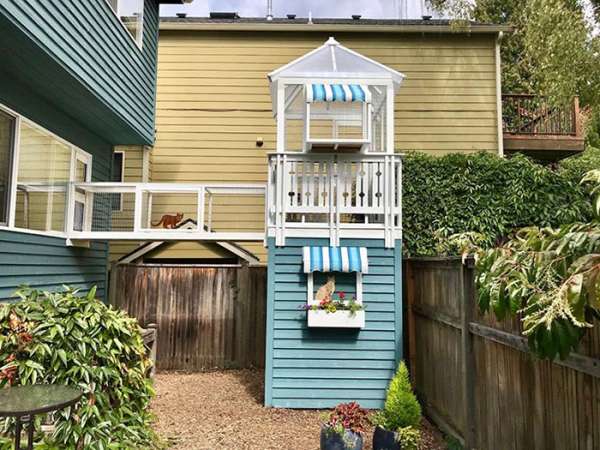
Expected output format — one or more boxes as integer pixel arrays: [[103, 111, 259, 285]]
[[476, 172, 600, 360], [0, 287, 160, 450], [559, 147, 600, 185], [396, 426, 421, 450], [403, 151, 591, 256], [375, 362, 421, 431]]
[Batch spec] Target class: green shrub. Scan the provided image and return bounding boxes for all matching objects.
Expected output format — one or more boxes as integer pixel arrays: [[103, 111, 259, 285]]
[[403, 151, 591, 256], [375, 362, 421, 431], [396, 426, 421, 450], [558, 146, 600, 185], [0, 287, 160, 450]]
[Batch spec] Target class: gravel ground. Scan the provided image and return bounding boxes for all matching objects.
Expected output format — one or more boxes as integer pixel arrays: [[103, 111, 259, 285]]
[[151, 370, 447, 450]]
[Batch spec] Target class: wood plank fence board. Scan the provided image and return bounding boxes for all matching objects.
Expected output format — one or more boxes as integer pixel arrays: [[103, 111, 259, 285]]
[[110, 263, 266, 370], [406, 257, 600, 450]]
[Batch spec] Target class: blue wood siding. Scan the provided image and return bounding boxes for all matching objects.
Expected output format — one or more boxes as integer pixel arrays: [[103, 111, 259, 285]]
[[0, 230, 108, 302], [265, 238, 403, 409], [0, 0, 160, 144]]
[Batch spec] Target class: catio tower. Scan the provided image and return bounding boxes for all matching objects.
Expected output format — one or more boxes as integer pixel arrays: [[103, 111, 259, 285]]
[[264, 38, 405, 408]]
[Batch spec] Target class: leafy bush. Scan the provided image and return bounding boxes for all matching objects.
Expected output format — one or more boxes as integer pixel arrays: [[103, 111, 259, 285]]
[[559, 146, 600, 185], [403, 151, 591, 256], [0, 287, 159, 449], [476, 171, 600, 360], [396, 426, 421, 450], [374, 362, 421, 431], [322, 402, 370, 435]]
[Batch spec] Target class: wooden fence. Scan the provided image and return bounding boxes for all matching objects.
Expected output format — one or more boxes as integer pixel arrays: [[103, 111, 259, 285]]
[[405, 257, 600, 450], [110, 263, 267, 371]]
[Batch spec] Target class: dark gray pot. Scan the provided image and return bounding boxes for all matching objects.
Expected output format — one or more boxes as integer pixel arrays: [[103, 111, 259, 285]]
[[373, 426, 401, 450], [320, 425, 363, 450]]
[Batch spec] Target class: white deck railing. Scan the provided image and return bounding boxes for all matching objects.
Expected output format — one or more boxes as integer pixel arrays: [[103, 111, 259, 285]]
[[267, 153, 402, 247], [65, 182, 266, 242]]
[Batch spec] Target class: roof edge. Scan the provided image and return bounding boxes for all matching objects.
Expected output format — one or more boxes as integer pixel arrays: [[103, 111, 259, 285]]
[[159, 21, 512, 34]]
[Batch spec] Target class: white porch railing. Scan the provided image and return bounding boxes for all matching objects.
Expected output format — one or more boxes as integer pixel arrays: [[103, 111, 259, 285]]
[[267, 153, 402, 248], [65, 182, 266, 242]]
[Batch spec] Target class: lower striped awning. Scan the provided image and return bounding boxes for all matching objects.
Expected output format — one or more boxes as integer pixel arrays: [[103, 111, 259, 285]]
[[303, 246, 368, 273]]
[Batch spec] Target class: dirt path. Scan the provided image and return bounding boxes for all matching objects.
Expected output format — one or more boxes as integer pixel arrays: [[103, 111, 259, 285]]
[[151, 370, 446, 450]]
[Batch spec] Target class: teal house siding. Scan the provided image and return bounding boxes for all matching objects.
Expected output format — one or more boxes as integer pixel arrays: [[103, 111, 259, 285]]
[[0, 0, 161, 144], [265, 237, 403, 409], [0, 0, 180, 300], [0, 231, 108, 302]]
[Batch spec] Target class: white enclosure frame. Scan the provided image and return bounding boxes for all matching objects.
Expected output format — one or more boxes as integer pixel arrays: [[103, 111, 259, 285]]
[[64, 182, 267, 242]]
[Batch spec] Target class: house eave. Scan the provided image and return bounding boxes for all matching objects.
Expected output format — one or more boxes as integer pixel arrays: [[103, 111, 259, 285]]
[[159, 21, 512, 34]]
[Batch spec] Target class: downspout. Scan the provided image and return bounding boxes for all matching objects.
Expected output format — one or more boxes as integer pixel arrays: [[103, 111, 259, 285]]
[[495, 31, 504, 157]]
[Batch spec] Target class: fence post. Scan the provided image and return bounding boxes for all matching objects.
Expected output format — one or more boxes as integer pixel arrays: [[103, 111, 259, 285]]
[[405, 260, 417, 381], [108, 262, 118, 306], [461, 256, 477, 449]]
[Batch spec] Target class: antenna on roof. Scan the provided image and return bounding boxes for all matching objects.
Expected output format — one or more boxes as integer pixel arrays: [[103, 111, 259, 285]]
[[308, 10, 313, 24], [266, 0, 273, 21]]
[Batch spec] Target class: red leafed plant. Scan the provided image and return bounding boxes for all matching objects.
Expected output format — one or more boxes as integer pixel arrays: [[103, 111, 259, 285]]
[[323, 402, 370, 435]]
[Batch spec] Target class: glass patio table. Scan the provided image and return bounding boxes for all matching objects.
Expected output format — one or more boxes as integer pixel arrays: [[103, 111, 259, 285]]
[[0, 384, 83, 450]]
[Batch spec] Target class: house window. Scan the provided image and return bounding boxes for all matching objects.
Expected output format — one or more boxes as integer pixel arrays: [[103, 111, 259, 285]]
[[0, 106, 92, 235], [0, 110, 15, 225], [111, 151, 124, 211], [107, 0, 144, 48], [304, 84, 372, 152]]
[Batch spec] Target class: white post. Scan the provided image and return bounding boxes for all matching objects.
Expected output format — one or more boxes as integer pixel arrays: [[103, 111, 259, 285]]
[[276, 82, 286, 153], [208, 192, 213, 233], [328, 158, 335, 246], [386, 84, 394, 154], [65, 182, 75, 237], [197, 187, 205, 232], [146, 192, 153, 228], [8, 116, 21, 228], [133, 185, 142, 232], [383, 154, 390, 247]]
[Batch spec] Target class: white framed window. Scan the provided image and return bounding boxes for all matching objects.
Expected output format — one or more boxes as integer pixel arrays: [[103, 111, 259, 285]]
[[111, 151, 124, 212], [107, 0, 144, 48], [70, 149, 93, 233], [0, 102, 93, 238], [0, 109, 16, 226], [303, 85, 372, 152]]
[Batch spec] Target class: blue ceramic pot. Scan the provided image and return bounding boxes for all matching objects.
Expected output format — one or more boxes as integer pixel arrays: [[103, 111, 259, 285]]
[[373, 426, 401, 450], [320, 425, 363, 450]]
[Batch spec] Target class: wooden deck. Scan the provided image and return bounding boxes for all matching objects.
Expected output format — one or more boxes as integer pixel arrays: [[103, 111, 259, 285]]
[[502, 94, 584, 160]]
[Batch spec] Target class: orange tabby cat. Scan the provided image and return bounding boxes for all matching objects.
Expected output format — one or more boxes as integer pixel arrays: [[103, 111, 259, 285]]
[[315, 276, 335, 302], [151, 213, 183, 229]]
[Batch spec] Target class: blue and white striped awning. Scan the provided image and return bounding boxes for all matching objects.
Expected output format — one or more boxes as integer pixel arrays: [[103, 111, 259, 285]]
[[303, 247, 369, 273], [306, 84, 371, 103]]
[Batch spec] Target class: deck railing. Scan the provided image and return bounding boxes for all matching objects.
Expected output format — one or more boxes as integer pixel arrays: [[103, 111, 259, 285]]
[[502, 94, 580, 136], [267, 153, 402, 247], [64, 182, 266, 242]]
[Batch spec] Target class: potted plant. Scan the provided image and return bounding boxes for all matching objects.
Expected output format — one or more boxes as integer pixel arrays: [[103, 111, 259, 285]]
[[320, 402, 369, 450], [301, 291, 366, 328], [372, 362, 422, 450]]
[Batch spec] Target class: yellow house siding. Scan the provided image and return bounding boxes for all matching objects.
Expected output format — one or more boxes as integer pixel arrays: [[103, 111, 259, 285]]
[[145, 30, 499, 261]]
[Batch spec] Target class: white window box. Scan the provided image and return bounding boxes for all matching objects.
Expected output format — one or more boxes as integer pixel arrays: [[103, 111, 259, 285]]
[[307, 309, 365, 329]]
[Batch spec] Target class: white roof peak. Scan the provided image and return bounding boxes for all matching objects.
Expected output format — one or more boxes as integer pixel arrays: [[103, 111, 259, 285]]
[[268, 38, 405, 88]]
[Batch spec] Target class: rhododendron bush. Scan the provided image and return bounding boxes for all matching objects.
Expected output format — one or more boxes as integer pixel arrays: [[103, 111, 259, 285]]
[[0, 287, 160, 449]]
